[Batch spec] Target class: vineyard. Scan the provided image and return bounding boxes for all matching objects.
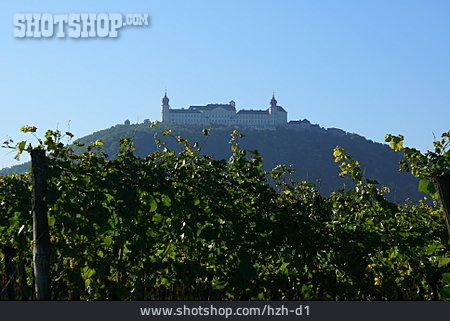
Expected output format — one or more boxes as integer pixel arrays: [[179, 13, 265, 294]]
[[0, 126, 449, 300]]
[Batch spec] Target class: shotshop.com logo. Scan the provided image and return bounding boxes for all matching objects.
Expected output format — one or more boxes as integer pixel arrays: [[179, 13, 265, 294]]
[[13, 13, 149, 38]]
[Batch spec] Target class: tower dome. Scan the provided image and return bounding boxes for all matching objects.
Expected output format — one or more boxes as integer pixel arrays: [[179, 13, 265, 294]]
[[162, 92, 169, 105], [270, 93, 277, 107]]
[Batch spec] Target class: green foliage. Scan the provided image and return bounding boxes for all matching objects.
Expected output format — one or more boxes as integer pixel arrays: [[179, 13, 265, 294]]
[[0, 128, 449, 300], [385, 131, 450, 199], [385, 134, 404, 152], [418, 179, 437, 199], [385, 131, 450, 238]]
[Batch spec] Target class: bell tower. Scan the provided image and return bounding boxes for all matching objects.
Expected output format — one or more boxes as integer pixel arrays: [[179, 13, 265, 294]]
[[269, 92, 277, 116], [161, 91, 170, 122]]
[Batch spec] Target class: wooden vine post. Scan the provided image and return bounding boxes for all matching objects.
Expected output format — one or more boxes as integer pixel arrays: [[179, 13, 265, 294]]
[[31, 149, 50, 300], [435, 173, 450, 238]]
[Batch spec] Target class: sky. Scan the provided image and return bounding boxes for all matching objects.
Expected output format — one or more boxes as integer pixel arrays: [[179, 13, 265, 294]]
[[1, 0, 449, 169]]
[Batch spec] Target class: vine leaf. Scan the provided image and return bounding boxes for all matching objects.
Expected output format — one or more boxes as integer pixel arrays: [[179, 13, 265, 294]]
[[418, 179, 437, 199], [14, 140, 27, 161]]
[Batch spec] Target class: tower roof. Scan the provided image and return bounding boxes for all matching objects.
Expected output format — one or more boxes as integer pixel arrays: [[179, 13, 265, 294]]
[[270, 93, 277, 106], [162, 92, 169, 104]]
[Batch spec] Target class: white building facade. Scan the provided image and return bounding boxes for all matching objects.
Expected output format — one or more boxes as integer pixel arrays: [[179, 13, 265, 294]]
[[161, 93, 287, 129]]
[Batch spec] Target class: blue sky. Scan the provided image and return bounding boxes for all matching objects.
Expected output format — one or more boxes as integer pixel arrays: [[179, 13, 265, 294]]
[[1, 0, 449, 169]]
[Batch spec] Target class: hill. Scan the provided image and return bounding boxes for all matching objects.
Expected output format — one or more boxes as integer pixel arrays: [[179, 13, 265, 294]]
[[0, 120, 424, 202]]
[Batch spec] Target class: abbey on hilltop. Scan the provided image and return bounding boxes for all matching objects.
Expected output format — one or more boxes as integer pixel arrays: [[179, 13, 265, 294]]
[[160, 93, 287, 129]]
